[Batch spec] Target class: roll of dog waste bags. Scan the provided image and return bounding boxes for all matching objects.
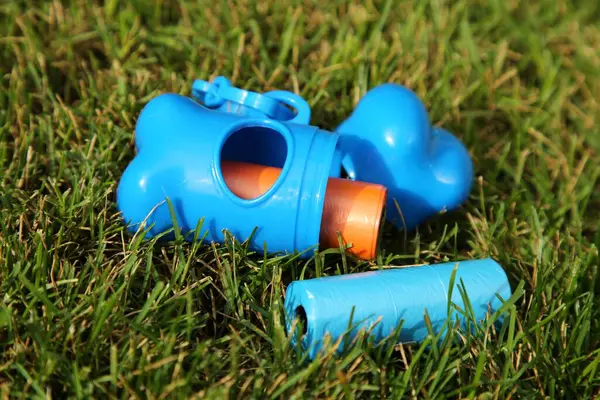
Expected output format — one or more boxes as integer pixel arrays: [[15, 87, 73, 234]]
[[284, 259, 511, 358]]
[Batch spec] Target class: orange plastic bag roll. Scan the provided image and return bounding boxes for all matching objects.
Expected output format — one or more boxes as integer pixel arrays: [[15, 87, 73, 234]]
[[221, 161, 387, 260]]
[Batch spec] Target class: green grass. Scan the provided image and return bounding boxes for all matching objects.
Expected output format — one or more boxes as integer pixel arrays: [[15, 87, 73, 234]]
[[1, 0, 599, 398]]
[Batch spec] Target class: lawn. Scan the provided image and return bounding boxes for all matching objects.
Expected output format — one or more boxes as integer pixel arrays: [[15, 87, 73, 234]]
[[1, 0, 599, 398]]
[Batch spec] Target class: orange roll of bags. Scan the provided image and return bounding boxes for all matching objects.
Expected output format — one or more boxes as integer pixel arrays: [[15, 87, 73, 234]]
[[221, 161, 387, 260], [319, 177, 387, 260]]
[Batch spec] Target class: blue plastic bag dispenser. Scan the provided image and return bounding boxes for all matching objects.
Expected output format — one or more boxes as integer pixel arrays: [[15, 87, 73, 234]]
[[117, 83, 343, 257]]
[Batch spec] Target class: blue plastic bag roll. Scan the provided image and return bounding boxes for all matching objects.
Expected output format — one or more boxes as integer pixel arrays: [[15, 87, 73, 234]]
[[284, 259, 511, 358]]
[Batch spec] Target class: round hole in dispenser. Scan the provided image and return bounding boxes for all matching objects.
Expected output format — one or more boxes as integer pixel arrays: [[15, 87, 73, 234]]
[[295, 306, 308, 336], [218, 122, 291, 201]]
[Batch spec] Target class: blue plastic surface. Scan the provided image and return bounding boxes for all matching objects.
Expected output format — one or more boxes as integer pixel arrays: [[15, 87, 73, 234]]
[[189, 77, 345, 174], [117, 92, 343, 256], [191, 76, 312, 124], [285, 259, 511, 358], [336, 84, 474, 230]]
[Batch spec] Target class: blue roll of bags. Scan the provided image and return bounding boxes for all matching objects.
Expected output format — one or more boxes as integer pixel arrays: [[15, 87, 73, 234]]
[[284, 259, 511, 358]]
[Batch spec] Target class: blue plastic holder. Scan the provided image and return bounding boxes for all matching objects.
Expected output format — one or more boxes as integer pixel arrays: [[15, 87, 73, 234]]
[[285, 258, 511, 359], [336, 84, 474, 231], [117, 88, 344, 256]]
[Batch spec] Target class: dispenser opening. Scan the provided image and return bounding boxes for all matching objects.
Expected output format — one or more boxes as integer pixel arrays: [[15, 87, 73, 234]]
[[219, 124, 289, 201], [295, 306, 308, 336]]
